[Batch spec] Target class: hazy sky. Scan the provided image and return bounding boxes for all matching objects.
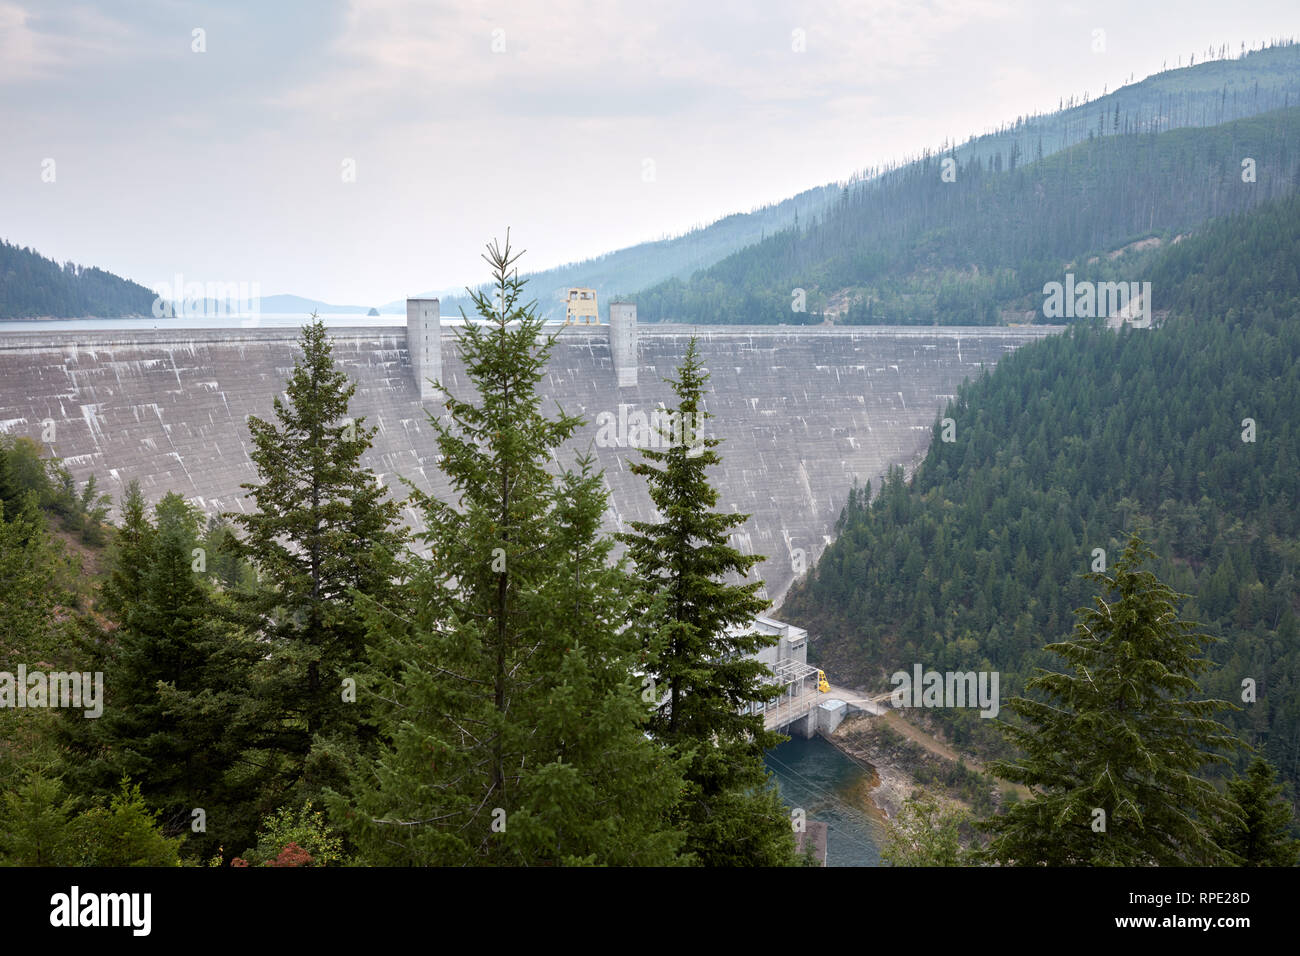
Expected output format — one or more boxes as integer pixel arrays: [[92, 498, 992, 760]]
[[3, 0, 1298, 305]]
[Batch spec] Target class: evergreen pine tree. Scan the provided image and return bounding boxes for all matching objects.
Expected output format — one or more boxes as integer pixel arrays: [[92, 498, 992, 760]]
[[0, 772, 77, 865], [334, 236, 684, 866], [64, 493, 262, 857], [0, 440, 15, 512], [978, 534, 1244, 865], [0, 492, 69, 789], [1212, 757, 1300, 866], [201, 516, 252, 592], [501, 456, 686, 865], [617, 338, 800, 866], [98, 480, 152, 623], [226, 316, 405, 800]]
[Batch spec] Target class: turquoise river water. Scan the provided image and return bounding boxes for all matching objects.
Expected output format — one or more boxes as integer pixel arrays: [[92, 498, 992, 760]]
[[765, 735, 887, 866]]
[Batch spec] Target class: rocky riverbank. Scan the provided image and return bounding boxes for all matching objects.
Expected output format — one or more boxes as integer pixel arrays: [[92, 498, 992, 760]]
[[827, 715, 914, 819], [827, 711, 1004, 820]]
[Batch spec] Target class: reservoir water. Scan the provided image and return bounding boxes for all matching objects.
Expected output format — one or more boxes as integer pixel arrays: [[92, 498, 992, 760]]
[[0, 314, 586, 332], [0, 314, 407, 332], [766, 735, 887, 866]]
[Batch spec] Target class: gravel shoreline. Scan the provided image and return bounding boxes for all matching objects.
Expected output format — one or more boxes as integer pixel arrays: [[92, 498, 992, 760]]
[[824, 715, 915, 820]]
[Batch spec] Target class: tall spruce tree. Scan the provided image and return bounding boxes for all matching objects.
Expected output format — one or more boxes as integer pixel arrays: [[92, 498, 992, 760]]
[[97, 480, 152, 623], [1212, 757, 1300, 866], [978, 534, 1244, 865], [0, 494, 62, 669], [333, 236, 684, 866], [227, 316, 405, 801], [63, 493, 263, 857], [617, 338, 800, 866], [0, 492, 68, 787]]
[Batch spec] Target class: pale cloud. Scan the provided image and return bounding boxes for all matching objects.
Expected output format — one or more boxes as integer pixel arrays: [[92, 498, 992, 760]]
[[266, 0, 1018, 126], [0, 2, 138, 82], [2, 0, 1296, 305], [0, 1, 74, 80]]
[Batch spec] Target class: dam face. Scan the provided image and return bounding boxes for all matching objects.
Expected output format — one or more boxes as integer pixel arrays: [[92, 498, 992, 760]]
[[0, 323, 1060, 603]]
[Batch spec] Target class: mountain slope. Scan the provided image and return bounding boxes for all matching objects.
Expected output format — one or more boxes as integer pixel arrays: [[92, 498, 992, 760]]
[[941, 41, 1300, 182], [0, 240, 157, 319], [781, 191, 1300, 801], [634, 104, 1300, 325]]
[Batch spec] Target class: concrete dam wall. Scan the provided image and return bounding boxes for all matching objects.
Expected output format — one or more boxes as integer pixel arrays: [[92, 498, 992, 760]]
[[0, 320, 1061, 603]]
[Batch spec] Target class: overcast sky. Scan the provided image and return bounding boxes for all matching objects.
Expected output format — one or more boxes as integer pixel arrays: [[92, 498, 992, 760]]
[[3, 0, 1298, 306]]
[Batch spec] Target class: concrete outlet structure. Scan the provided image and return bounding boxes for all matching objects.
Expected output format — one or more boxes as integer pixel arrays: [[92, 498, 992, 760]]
[[407, 298, 440, 403], [740, 616, 822, 738], [817, 699, 848, 735], [608, 302, 638, 387]]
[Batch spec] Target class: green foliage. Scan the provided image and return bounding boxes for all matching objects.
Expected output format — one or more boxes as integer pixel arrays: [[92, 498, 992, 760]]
[[335, 237, 684, 866], [0, 494, 67, 669], [45, 467, 111, 544], [200, 516, 255, 591], [0, 435, 109, 543], [0, 445, 89, 798], [0, 774, 182, 867], [0, 771, 78, 865], [63, 778, 185, 867], [0, 436, 49, 516], [785, 192, 1300, 801], [881, 795, 970, 867], [97, 481, 153, 623], [226, 315, 406, 801], [61, 491, 264, 859], [618, 338, 800, 866], [1212, 757, 1300, 866], [978, 536, 1243, 866], [238, 800, 346, 867], [72, 474, 111, 544]]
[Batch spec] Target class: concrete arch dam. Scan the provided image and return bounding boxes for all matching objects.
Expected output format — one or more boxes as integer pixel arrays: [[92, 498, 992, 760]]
[[0, 321, 1061, 602]]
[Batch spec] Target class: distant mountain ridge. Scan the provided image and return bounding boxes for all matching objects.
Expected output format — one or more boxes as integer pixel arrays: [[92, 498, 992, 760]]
[[394, 41, 1300, 322], [630, 103, 1300, 324], [936, 42, 1300, 185], [256, 294, 384, 315]]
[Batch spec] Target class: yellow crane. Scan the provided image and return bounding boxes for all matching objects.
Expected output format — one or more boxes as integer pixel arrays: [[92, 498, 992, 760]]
[[817, 669, 830, 693]]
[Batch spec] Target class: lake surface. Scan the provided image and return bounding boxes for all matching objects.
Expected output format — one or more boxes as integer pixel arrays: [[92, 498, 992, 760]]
[[0, 314, 406, 332], [766, 735, 887, 866]]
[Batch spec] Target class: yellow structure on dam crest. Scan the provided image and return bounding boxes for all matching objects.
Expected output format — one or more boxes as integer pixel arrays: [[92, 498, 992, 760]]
[[564, 287, 600, 325]]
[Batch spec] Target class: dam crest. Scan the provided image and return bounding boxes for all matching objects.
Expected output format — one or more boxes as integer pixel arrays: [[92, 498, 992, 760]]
[[0, 311, 1061, 602]]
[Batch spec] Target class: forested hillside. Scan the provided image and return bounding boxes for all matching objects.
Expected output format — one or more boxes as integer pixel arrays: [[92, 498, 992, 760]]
[[634, 105, 1300, 326], [941, 41, 1300, 185], [0, 240, 156, 319], [781, 192, 1300, 800]]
